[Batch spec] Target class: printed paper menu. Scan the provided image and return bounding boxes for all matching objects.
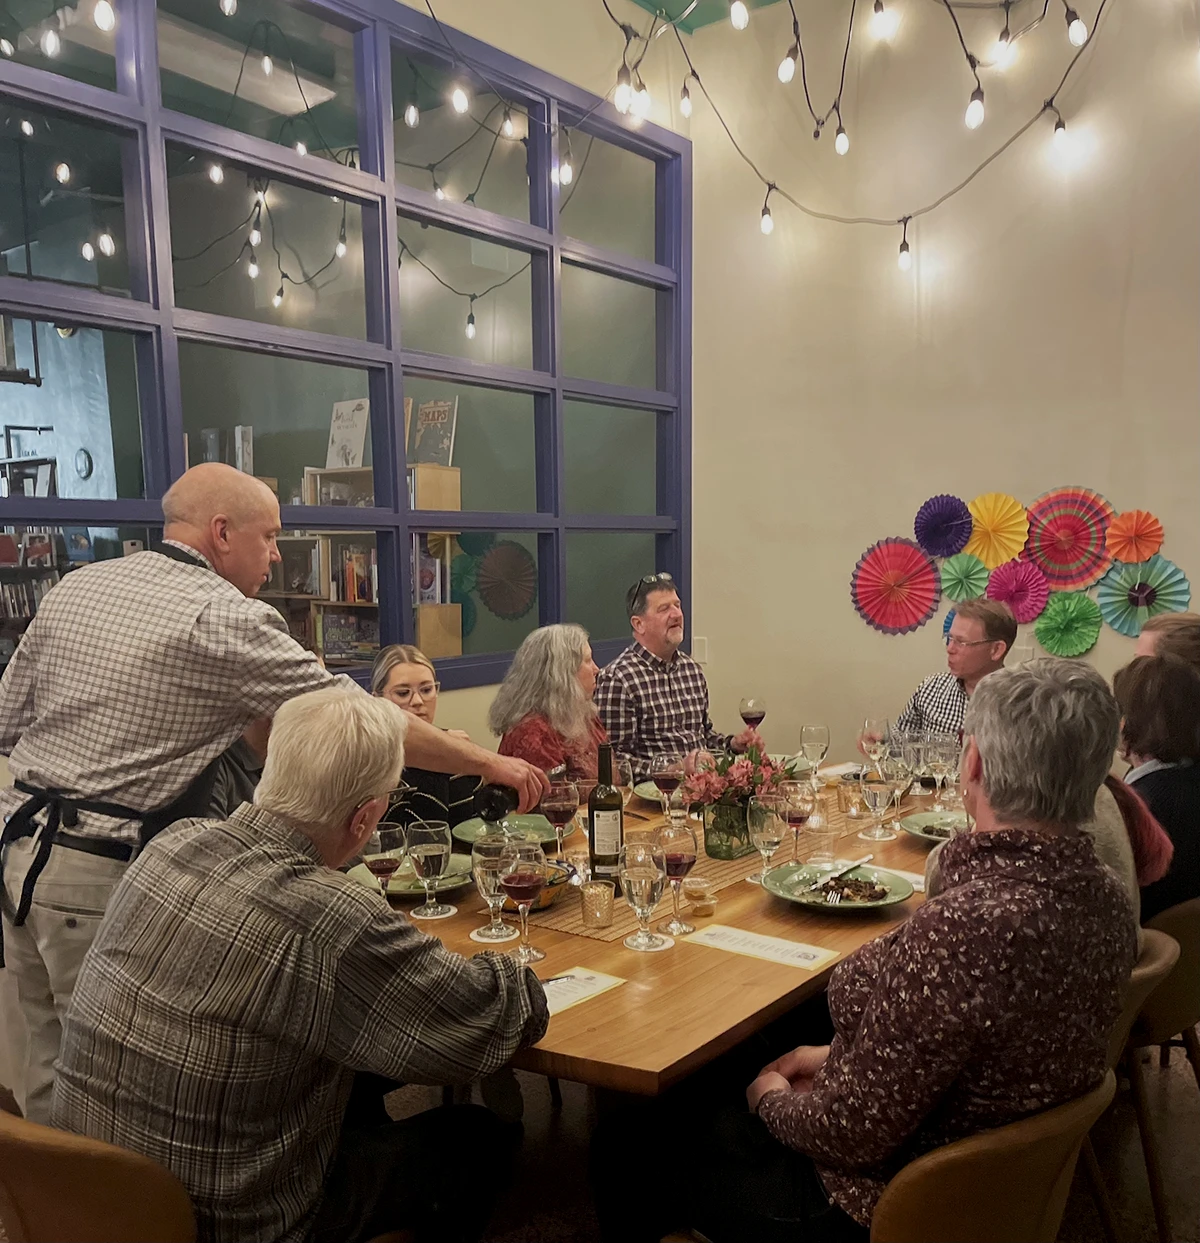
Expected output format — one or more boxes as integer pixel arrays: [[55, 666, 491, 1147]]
[[542, 968, 626, 1016], [684, 925, 840, 971]]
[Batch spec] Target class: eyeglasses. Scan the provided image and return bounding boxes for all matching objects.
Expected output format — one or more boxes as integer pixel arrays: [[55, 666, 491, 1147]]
[[388, 682, 440, 702], [638, 572, 675, 586], [944, 636, 993, 649]]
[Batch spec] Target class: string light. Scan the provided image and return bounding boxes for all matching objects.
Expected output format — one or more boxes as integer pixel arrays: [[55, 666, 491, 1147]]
[[254, 187, 266, 204], [465, 297, 477, 339], [220, 0, 238, 14], [778, 43, 799, 84], [93, 0, 115, 32], [870, 0, 899, 40], [730, 1, 749, 31], [208, 163, 225, 184], [1, 38, 14, 57], [294, 140, 308, 156], [81, 241, 95, 262], [248, 208, 262, 249], [898, 219, 912, 271], [40, 27, 60, 57], [990, 27, 1015, 69], [834, 124, 850, 155], [965, 86, 985, 129], [1065, 6, 1088, 46], [432, 172, 445, 200], [679, 79, 693, 118], [97, 231, 115, 257], [451, 86, 470, 114], [614, 65, 633, 115], [54, 161, 71, 184], [631, 76, 652, 119], [261, 54, 273, 76], [247, 252, 259, 279], [404, 97, 420, 128], [760, 185, 775, 235], [502, 108, 515, 138], [19, 119, 34, 137], [335, 221, 347, 258], [1053, 114, 1068, 145], [559, 131, 575, 185], [272, 282, 284, 308]]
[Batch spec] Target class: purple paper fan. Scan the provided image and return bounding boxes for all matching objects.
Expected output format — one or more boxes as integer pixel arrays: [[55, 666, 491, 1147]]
[[914, 494, 973, 559]]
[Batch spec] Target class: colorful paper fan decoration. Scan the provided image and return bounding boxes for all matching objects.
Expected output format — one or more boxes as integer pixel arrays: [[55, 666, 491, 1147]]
[[943, 609, 956, 637], [1024, 487, 1115, 591], [986, 559, 1050, 624], [1097, 555, 1191, 637], [941, 553, 989, 602], [450, 586, 478, 638], [477, 539, 538, 621], [851, 538, 941, 636], [1106, 510, 1165, 564], [964, 493, 1029, 570], [1035, 592, 1103, 657], [451, 553, 478, 597], [914, 494, 973, 558], [456, 531, 496, 558]]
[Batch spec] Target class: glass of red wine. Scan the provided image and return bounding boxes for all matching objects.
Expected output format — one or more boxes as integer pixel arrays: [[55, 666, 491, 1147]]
[[655, 820, 698, 936], [362, 823, 406, 901], [779, 781, 817, 864], [650, 754, 686, 825], [740, 697, 767, 731], [406, 820, 455, 919], [539, 781, 579, 856], [500, 839, 549, 965]]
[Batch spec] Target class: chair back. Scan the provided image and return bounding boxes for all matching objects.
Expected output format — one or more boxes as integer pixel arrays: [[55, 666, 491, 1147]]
[[0, 1108, 195, 1243], [1106, 929, 1180, 1068], [870, 1071, 1116, 1243], [1135, 898, 1200, 1046]]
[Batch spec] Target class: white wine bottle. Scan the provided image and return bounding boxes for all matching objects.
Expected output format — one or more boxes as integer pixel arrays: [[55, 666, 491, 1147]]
[[588, 743, 624, 895]]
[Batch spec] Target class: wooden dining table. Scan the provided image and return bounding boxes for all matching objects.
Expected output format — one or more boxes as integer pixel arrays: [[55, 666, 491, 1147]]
[[419, 793, 938, 1097]]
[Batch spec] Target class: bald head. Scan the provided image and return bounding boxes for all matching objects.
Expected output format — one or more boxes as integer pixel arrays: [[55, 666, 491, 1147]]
[[162, 464, 282, 597]]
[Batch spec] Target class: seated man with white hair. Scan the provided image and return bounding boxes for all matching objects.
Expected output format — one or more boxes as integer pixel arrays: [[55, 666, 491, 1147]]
[[51, 688, 548, 1243]]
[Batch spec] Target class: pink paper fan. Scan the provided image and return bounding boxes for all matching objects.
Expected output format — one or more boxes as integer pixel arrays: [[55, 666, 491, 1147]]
[[986, 559, 1050, 623]]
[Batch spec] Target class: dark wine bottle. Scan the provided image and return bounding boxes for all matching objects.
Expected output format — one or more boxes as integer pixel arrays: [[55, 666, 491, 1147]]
[[475, 783, 519, 826], [588, 743, 624, 895]]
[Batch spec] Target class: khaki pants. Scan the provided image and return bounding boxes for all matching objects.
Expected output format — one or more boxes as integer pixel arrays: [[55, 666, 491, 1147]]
[[1, 837, 128, 1123]]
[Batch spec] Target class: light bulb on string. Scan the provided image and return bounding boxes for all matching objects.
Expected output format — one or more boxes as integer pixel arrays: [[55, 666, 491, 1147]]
[[614, 65, 633, 115], [778, 44, 798, 84], [631, 78, 651, 119], [1, 38, 14, 56], [871, 0, 899, 40], [254, 188, 266, 205], [965, 86, 985, 129], [54, 161, 71, 184], [759, 185, 775, 235], [897, 219, 912, 271], [335, 222, 347, 259], [559, 132, 574, 185], [97, 231, 115, 257], [465, 300, 477, 340], [247, 252, 259, 279], [404, 98, 420, 128], [93, 1, 115, 32], [679, 81, 692, 118], [433, 174, 445, 201], [501, 109, 515, 138], [20, 119, 34, 137], [990, 27, 1015, 68], [1053, 115, 1068, 146], [1065, 7, 1087, 45], [272, 282, 284, 308], [261, 54, 273, 76], [834, 125, 849, 155], [730, 1, 749, 31], [294, 140, 307, 156], [81, 241, 95, 262], [220, 0, 237, 14], [40, 27, 60, 57], [451, 86, 470, 114], [208, 162, 224, 184], [249, 211, 262, 248]]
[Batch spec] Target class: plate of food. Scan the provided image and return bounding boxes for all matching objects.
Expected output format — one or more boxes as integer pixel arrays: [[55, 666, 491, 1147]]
[[633, 781, 663, 803], [348, 852, 474, 898], [899, 811, 969, 844], [762, 863, 914, 910], [452, 814, 560, 846]]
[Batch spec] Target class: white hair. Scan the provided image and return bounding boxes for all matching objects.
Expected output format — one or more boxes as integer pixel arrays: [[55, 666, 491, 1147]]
[[254, 688, 406, 830], [488, 623, 596, 742], [964, 658, 1119, 828]]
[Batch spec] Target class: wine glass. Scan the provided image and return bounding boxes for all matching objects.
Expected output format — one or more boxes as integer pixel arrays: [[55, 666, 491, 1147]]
[[858, 776, 898, 841], [362, 823, 406, 900], [779, 780, 817, 864], [499, 839, 548, 965], [861, 718, 891, 775], [406, 820, 454, 919], [739, 697, 767, 731], [470, 830, 519, 943], [800, 724, 830, 797], [900, 731, 926, 795], [655, 820, 698, 936], [539, 781, 579, 856], [619, 839, 669, 951], [615, 757, 634, 808], [747, 794, 787, 885], [882, 747, 912, 823], [650, 754, 686, 826], [928, 735, 957, 811]]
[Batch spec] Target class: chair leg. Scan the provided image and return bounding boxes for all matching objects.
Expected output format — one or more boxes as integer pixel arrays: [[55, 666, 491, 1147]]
[[1128, 1053, 1172, 1243], [1182, 1026, 1200, 1094], [1081, 1135, 1120, 1243], [1158, 1042, 1171, 1068], [548, 1075, 563, 1109]]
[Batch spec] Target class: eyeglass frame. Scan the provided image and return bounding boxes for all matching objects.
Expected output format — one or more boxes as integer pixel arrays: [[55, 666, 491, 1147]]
[[626, 571, 677, 619], [944, 635, 996, 649], [385, 681, 441, 702]]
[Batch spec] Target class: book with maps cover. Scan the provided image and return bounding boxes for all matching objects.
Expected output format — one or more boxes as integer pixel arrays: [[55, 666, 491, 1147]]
[[409, 398, 457, 466]]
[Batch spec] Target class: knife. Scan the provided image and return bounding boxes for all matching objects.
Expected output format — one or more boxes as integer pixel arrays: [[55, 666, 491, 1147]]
[[801, 854, 874, 893]]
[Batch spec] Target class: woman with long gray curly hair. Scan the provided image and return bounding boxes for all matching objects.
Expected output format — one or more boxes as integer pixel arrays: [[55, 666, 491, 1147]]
[[489, 623, 607, 780]]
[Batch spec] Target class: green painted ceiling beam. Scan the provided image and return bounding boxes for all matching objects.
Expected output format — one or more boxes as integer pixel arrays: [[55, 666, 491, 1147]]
[[627, 0, 787, 34]]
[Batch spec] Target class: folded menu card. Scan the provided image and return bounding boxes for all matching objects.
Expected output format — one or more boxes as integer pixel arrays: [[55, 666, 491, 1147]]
[[542, 967, 626, 1016], [684, 925, 840, 971]]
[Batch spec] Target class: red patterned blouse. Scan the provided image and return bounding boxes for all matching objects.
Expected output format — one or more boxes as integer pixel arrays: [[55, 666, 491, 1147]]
[[498, 714, 608, 782]]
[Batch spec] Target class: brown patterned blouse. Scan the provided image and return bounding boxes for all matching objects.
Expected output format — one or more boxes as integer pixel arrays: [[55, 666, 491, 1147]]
[[756, 828, 1137, 1227]]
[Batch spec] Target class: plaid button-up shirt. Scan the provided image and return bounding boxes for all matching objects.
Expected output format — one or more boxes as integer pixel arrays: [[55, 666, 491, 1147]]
[[0, 541, 343, 845], [594, 642, 732, 781], [51, 803, 549, 1243], [894, 671, 968, 738]]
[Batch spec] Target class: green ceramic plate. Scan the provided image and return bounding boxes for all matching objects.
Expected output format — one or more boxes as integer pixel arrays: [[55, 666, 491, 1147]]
[[633, 781, 662, 802], [762, 862, 914, 910], [451, 813, 559, 846], [348, 852, 474, 897], [899, 811, 969, 845]]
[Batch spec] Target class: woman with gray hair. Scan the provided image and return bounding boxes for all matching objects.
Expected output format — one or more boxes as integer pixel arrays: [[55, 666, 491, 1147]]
[[490, 624, 607, 780]]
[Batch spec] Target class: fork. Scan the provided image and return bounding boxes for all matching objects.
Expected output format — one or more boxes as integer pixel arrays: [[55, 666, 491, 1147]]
[[825, 889, 843, 905]]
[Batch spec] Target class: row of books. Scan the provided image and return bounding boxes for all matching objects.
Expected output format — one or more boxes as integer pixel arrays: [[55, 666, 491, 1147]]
[[0, 571, 60, 620], [317, 608, 381, 662], [334, 545, 378, 604], [412, 534, 450, 605]]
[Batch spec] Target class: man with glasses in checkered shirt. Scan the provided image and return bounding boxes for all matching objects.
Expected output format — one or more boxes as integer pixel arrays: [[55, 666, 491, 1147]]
[[594, 573, 744, 782], [895, 598, 1017, 738]]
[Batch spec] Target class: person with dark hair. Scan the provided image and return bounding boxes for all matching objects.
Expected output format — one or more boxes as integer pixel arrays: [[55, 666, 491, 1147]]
[[1113, 653, 1200, 922], [593, 573, 742, 781]]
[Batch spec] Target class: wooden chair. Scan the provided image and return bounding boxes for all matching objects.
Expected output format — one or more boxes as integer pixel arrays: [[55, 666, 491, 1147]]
[[1124, 898, 1200, 1243], [869, 1071, 1116, 1243], [0, 1108, 195, 1243]]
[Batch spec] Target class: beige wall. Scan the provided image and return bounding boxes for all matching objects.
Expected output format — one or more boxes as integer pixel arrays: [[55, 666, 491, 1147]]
[[406, 0, 1198, 755]]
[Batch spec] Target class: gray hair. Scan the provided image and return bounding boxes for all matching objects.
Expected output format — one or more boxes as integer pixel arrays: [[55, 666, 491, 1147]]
[[487, 623, 596, 742], [964, 658, 1120, 828], [255, 688, 406, 831]]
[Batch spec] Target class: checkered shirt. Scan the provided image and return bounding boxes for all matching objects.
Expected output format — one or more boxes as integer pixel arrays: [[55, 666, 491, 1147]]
[[50, 803, 548, 1243], [594, 642, 733, 781], [0, 542, 344, 845], [895, 672, 968, 737]]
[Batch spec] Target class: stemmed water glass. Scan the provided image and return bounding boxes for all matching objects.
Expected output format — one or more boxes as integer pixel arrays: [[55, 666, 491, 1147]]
[[882, 747, 912, 824], [499, 839, 549, 965], [747, 794, 788, 885], [470, 829, 519, 943], [861, 718, 891, 776], [928, 735, 957, 811], [899, 731, 926, 796], [779, 780, 817, 864], [615, 758, 634, 808], [539, 781, 579, 856], [406, 820, 454, 918], [362, 823, 406, 900], [619, 839, 669, 951], [650, 754, 686, 829], [739, 697, 767, 731], [800, 724, 830, 798], [655, 820, 698, 937], [858, 775, 898, 841]]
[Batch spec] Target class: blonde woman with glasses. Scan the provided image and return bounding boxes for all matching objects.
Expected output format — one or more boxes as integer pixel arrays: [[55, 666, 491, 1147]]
[[370, 644, 479, 828]]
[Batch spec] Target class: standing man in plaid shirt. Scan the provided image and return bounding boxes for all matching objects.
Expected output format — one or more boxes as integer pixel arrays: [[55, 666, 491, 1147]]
[[594, 573, 743, 782], [0, 463, 547, 1122]]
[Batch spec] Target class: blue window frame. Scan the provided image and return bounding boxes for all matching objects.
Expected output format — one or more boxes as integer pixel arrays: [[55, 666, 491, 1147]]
[[0, 0, 691, 689]]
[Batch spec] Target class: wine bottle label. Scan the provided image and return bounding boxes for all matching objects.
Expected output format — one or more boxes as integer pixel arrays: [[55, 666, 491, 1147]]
[[591, 809, 621, 855]]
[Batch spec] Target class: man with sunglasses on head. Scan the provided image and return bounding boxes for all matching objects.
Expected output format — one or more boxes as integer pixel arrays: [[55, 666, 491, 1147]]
[[896, 598, 1017, 738], [594, 573, 742, 782]]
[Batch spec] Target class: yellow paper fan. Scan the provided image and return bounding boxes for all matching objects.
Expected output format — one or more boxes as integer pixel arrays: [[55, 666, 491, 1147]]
[[965, 492, 1029, 570]]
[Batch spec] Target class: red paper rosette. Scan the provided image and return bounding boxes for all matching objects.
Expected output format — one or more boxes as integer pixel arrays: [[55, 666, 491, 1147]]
[[1025, 487, 1115, 591], [851, 538, 941, 636], [986, 558, 1050, 623]]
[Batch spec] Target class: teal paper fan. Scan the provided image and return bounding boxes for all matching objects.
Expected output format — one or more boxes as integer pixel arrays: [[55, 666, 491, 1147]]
[[1097, 555, 1191, 637]]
